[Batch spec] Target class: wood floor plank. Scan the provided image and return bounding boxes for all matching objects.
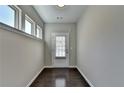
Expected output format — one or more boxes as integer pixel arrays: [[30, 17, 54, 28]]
[[30, 68, 90, 87]]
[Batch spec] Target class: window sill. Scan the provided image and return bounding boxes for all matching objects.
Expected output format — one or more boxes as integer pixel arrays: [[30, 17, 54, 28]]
[[0, 22, 43, 42]]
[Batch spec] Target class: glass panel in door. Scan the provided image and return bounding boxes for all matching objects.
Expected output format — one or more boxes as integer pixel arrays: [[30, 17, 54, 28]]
[[55, 36, 66, 58]]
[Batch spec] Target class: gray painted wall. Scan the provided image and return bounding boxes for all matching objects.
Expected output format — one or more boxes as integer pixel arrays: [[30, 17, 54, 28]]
[[0, 28, 44, 87], [77, 6, 124, 87], [0, 5, 44, 87], [44, 23, 76, 66]]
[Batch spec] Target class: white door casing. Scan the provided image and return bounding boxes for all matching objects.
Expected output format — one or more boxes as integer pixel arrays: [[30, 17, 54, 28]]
[[51, 32, 69, 67]]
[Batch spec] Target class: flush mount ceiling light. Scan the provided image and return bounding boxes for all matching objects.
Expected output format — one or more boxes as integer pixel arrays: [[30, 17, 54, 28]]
[[57, 4, 65, 8]]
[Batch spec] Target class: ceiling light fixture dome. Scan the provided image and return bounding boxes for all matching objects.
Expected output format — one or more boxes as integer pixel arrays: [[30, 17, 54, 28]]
[[58, 4, 65, 7]]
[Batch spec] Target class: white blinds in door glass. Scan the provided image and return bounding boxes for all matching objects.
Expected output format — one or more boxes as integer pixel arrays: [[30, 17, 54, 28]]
[[55, 36, 66, 57]]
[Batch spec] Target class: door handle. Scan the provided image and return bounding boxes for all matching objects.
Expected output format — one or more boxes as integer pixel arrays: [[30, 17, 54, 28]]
[[66, 49, 68, 54]]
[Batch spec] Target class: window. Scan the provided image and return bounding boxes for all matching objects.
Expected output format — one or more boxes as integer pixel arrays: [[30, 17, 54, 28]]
[[0, 5, 43, 40], [0, 5, 15, 27], [36, 25, 42, 39], [25, 15, 34, 35], [55, 36, 66, 57], [25, 19, 32, 34], [0, 5, 21, 29]]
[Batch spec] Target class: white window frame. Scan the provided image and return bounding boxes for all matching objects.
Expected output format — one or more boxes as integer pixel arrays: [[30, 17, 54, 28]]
[[25, 14, 35, 35], [0, 5, 21, 29], [9, 5, 21, 29], [36, 25, 42, 39]]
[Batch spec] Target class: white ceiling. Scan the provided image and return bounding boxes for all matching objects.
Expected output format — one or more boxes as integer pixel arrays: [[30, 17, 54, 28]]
[[33, 5, 87, 23]]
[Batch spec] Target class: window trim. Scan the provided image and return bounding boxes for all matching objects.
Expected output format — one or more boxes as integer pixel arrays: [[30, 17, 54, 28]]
[[25, 14, 35, 35], [36, 25, 42, 39], [8, 5, 21, 29], [0, 22, 42, 41]]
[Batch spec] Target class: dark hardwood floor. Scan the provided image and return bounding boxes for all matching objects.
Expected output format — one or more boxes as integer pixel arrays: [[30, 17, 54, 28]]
[[30, 68, 90, 87]]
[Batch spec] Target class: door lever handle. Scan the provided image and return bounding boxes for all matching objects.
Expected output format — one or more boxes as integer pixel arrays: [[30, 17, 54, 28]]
[[66, 49, 68, 54]]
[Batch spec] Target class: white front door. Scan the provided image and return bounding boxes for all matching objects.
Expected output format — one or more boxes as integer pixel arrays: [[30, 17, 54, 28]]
[[51, 32, 69, 67]]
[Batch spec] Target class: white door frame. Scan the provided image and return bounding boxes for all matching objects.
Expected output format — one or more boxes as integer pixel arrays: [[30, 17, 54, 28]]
[[51, 32, 70, 67]]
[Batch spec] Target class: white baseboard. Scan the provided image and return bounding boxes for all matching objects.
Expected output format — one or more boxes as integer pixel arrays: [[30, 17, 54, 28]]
[[44, 66, 77, 68], [26, 66, 45, 87], [76, 66, 94, 87]]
